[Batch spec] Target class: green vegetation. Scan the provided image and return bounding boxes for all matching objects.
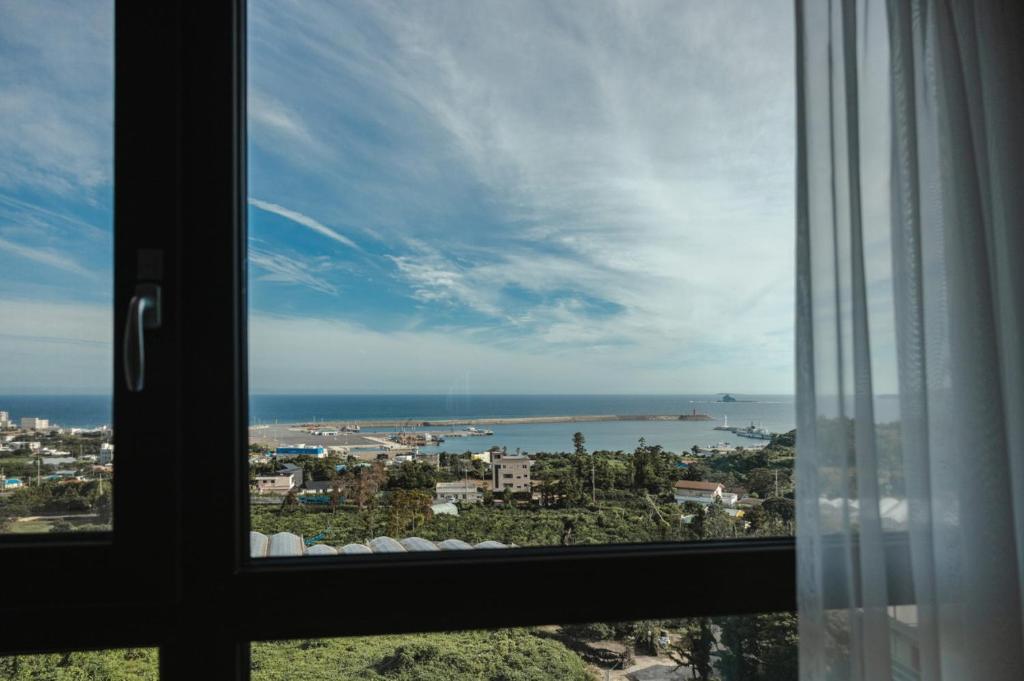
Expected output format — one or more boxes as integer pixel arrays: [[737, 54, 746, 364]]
[[251, 629, 594, 681], [0, 648, 158, 680], [252, 496, 704, 546], [0, 617, 796, 680], [716, 613, 799, 681], [0, 480, 111, 533], [251, 432, 798, 547]]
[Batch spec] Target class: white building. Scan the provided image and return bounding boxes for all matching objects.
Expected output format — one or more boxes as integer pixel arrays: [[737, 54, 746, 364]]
[[20, 417, 49, 430], [99, 443, 114, 465], [253, 472, 297, 494], [435, 481, 482, 504], [673, 480, 738, 507], [9, 441, 40, 451], [0, 411, 9, 427]]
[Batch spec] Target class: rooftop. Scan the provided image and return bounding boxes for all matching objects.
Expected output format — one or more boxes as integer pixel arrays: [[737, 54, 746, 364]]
[[436, 481, 480, 491], [249, 532, 514, 557], [673, 480, 724, 491]]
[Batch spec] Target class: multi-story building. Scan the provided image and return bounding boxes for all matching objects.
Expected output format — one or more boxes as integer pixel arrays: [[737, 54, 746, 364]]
[[20, 417, 49, 430], [491, 451, 532, 493], [0, 411, 9, 427], [99, 443, 114, 465]]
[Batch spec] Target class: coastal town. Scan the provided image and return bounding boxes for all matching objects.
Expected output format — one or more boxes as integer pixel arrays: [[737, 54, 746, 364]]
[[0, 406, 797, 679], [0, 410, 113, 533], [243, 413, 797, 679], [246, 410, 796, 550]]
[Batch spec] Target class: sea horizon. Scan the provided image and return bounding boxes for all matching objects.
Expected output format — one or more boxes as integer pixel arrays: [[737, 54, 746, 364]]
[[0, 393, 808, 454]]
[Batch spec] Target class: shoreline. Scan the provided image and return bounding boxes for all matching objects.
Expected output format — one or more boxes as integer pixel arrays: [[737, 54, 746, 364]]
[[251, 414, 716, 430]]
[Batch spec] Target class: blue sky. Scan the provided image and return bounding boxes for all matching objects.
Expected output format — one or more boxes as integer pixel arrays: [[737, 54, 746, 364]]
[[0, 0, 799, 395]]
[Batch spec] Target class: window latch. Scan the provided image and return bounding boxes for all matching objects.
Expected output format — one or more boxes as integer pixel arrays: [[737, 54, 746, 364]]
[[123, 283, 162, 392]]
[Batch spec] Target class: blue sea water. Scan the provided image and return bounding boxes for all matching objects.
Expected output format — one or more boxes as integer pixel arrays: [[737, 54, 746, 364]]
[[0, 395, 112, 429], [250, 394, 803, 454], [0, 393, 898, 454]]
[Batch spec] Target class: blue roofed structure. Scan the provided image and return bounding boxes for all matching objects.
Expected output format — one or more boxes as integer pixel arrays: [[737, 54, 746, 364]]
[[273, 445, 326, 458]]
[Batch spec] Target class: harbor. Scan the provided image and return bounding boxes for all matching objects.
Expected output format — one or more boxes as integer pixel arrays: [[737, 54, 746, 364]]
[[713, 415, 773, 440], [248, 406, 796, 457]]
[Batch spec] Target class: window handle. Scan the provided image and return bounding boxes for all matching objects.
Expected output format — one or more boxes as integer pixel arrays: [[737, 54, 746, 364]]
[[123, 283, 161, 392]]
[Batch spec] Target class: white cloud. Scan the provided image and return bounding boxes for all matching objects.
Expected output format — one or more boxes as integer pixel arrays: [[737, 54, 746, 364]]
[[0, 236, 95, 278], [0, 1, 113, 198], [0, 193, 108, 241], [250, 198, 360, 249], [250, 247, 338, 295], [247, 0, 798, 392], [248, 90, 316, 148], [249, 312, 792, 394], [0, 298, 111, 392]]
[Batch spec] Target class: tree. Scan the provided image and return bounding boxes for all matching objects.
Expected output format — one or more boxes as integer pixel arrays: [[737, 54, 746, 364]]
[[667, 617, 714, 681], [769, 429, 795, 449], [342, 462, 386, 511], [385, 461, 437, 490], [573, 432, 596, 504], [557, 470, 586, 508], [746, 468, 779, 499], [301, 456, 340, 483], [632, 439, 671, 493], [572, 432, 587, 457], [328, 476, 344, 515], [626, 620, 664, 657], [683, 461, 710, 482], [693, 500, 734, 539], [281, 488, 300, 512], [386, 490, 433, 536], [761, 497, 795, 524], [716, 613, 798, 681]]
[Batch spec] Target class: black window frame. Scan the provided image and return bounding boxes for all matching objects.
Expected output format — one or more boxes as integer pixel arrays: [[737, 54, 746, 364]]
[[0, 1, 805, 678], [0, 0, 182, 654]]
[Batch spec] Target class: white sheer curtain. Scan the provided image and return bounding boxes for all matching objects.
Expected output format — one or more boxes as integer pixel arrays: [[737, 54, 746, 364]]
[[795, 1, 1024, 680]]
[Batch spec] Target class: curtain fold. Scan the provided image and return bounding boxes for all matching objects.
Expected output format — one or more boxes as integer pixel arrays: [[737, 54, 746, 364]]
[[796, 1, 1024, 680]]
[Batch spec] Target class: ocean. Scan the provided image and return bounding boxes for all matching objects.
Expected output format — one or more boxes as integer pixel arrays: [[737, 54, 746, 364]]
[[0, 393, 897, 453], [0, 395, 113, 429], [250, 394, 803, 454]]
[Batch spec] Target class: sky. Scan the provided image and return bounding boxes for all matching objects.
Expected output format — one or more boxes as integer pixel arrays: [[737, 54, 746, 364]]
[[0, 0, 798, 395]]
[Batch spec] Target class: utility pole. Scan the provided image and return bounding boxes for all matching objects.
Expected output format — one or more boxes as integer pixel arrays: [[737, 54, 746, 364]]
[[774, 469, 779, 498]]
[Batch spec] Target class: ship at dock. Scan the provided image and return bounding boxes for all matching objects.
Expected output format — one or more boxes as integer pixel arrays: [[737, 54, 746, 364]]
[[713, 415, 772, 440], [678, 408, 714, 421]]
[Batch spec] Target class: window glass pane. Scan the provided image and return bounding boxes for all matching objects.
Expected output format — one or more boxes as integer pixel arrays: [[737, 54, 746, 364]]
[[251, 614, 797, 680], [0, 648, 157, 680], [247, 1, 796, 553], [0, 1, 114, 534]]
